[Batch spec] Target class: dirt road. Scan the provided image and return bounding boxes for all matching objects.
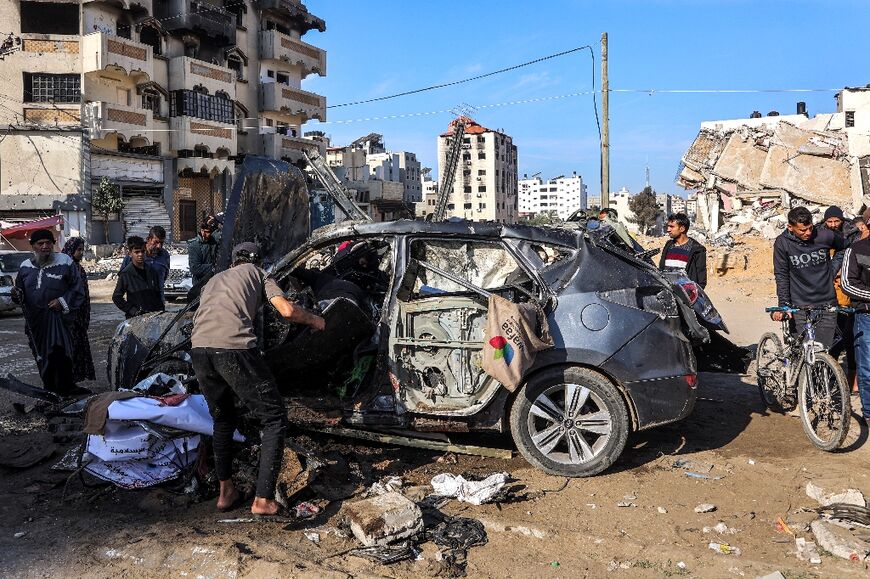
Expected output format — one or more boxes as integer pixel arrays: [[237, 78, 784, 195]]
[[0, 264, 867, 578]]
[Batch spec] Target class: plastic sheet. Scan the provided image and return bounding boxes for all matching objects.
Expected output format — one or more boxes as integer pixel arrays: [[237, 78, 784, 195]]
[[430, 472, 509, 505]]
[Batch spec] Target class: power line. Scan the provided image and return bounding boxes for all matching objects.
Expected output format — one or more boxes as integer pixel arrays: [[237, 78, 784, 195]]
[[328, 45, 595, 109]]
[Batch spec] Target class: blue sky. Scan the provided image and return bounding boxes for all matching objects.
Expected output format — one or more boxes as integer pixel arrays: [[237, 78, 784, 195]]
[[302, 0, 869, 197]]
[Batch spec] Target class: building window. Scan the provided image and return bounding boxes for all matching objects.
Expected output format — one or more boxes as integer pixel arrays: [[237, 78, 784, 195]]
[[227, 55, 244, 80], [447, 203, 455, 210], [141, 89, 162, 115], [463, 137, 470, 144], [478, 186, 486, 192], [477, 136, 485, 143], [464, 203, 472, 209], [463, 169, 471, 176], [169, 89, 234, 124], [463, 186, 472, 193], [846, 111, 856, 128], [116, 22, 132, 39], [478, 169, 486, 175], [479, 203, 486, 209], [276, 72, 290, 85], [23, 73, 80, 103], [139, 26, 162, 56], [178, 200, 197, 241], [462, 153, 470, 160], [478, 152, 486, 159], [19, 1, 78, 35]]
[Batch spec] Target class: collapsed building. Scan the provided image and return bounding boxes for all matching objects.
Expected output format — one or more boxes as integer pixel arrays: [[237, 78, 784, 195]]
[[677, 88, 870, 238]]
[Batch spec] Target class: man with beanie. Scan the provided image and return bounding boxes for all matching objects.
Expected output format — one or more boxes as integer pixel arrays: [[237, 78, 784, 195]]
[[10, 229, 88, 396], [839, 210, 870, 423], [772, 207, 845, 349], [190, 242, 325, 517]]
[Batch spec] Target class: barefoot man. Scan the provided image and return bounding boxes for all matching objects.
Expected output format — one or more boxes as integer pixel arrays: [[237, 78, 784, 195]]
[[190, 242, 325, 515]]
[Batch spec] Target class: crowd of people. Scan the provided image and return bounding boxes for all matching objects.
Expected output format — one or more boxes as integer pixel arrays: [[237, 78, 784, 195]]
[[10, 217, 223, 396]]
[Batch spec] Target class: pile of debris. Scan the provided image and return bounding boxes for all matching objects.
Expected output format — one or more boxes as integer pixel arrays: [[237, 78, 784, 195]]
[[678, 115, 870, 238]]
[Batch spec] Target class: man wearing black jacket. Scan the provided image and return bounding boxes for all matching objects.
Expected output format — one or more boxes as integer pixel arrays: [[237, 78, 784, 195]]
[[113, 236, 165, 318], [839, 222, 870, 423], [659, 213, 707, 288], [772, 206, 844, 348]]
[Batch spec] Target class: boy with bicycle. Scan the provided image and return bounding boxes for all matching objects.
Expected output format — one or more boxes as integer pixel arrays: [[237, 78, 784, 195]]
[[772, 207, 845, 348], [839, 209, 870, 424]]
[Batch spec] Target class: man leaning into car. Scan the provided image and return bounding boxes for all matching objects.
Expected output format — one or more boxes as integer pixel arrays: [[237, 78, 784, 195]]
[[190, 242, 325, 517]]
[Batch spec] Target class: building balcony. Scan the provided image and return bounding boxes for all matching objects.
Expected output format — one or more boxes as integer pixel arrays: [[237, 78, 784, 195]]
[[154, 0, 235, 42], [170, 116, 237, 156], [256, 0, 326, 33], [260, 82, 325, 122], [169, 56, 236, 98], [83, 101, 153, 140], [262, 132, 321, 162], [82, 32, 153, 80], [258, 30, 326, 76]]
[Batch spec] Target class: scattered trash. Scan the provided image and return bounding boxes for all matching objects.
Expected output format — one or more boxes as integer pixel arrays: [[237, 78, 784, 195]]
[[365, 476, 404, 497], [794, 537, 822, 564], [586, 503, 597, 509], [623, 494, 637, 500], [430, 472, 509, 505], [304, 532, 321, 544], [756, 572, 786, 579], [657, 507, 668, 514], [810, 519, 869, 562], [673, 459, 713, 473], [13, 532, 26, 539], [550, 561, 560, 568], [817, 503, 870, 526], [686, 472, 723, 480], [293, 501, 321, 520], [430, 516, 487, 552], [704, 522, 736, 534], [695, 503, 717, 513], [348, 542, 416, 565], [708, 542, 741, 556], [677, 561, 687, 570], [747, 459, 755, 465], [774, 516, 795, 536], [616, 501, 636, 508], [345, 491, 424, 547], [218, 518, 255, 524], [806, 481, 866, 508]]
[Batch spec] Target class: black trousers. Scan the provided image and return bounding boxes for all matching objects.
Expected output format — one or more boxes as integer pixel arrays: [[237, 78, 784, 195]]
[[191, 347, 287, 500], [829, 313, 856, 370], [41, 348, 76, 395], [789, 310, 838, 350]]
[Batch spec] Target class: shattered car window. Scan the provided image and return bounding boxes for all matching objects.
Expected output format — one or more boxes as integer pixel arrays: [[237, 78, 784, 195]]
[[409, 239, 527, 294]]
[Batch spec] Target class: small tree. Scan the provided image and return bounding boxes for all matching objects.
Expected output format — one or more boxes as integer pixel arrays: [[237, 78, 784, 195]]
[[92, 177, 122, 244], [524, 211, 562, 227], [627, 186, 660, 234]]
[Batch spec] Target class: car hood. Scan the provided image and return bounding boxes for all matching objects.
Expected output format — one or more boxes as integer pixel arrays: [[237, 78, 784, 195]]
[[218, 156, 311, 271]]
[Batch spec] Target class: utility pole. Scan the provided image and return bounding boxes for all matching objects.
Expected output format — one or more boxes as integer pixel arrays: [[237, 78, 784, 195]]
[[600, 32, 610, 209]]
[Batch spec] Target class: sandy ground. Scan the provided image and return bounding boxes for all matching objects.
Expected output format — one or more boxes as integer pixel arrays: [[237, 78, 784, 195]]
[[0, 243, 868, 578]]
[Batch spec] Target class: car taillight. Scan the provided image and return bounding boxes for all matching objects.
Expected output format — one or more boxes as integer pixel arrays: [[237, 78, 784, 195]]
[[679, 281, 699, 304], [684, 374, 697, 388]]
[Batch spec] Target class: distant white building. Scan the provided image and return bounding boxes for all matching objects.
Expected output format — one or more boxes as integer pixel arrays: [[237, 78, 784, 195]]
[[518, 172, 587, 220], [671, 196, 686, 215], [609, 187, 637, 233], [417, 170, 438, 217]]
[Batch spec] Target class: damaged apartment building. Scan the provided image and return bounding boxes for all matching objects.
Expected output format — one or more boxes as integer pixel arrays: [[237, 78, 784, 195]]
[[678, 89, 870, 239], [0, 0, 327, 244], [325, 133, 422, 222]]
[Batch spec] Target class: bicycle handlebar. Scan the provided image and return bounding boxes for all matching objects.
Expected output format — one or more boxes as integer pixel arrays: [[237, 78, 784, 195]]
[[765, 305, 854, 314]]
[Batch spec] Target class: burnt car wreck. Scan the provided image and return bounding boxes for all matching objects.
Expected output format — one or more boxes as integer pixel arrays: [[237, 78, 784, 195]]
[[109, 157, 746, 477]]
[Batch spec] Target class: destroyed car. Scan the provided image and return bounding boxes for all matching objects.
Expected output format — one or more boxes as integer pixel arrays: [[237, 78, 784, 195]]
[[0, 251, 30, 314], [110, 230, 707, 477]]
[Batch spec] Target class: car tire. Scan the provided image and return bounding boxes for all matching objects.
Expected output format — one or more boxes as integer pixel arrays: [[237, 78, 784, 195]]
[[510, 366, 630, 477]]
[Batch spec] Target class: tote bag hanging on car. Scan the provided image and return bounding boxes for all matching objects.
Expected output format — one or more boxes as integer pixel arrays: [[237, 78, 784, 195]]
[[482, 295, 554, 391]]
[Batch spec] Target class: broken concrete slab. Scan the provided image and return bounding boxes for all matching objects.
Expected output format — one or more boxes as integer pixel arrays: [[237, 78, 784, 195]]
[[713, 132, 769, 190], [806, 481, 866, 507], [345, 491, 424, 547], [810, 519, 870, 562]]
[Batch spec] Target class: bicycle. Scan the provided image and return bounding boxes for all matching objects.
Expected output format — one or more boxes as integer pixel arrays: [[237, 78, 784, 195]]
[[756, 305, 852, 451]]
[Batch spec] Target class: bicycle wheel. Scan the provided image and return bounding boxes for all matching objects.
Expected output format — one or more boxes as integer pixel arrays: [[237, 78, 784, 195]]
[[756, 333, 794, 411], [798, 352, 851, 451]]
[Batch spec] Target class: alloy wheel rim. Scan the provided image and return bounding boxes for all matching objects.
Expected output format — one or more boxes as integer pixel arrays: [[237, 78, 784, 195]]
[[527, 383, 612, 465]]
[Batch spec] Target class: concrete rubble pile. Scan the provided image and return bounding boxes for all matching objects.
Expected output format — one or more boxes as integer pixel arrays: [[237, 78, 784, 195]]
[[678, 115, 870, 238]]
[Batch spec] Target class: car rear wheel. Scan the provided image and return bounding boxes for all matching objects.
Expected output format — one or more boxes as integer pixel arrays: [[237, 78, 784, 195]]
[[510, 367, 629, 477]]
